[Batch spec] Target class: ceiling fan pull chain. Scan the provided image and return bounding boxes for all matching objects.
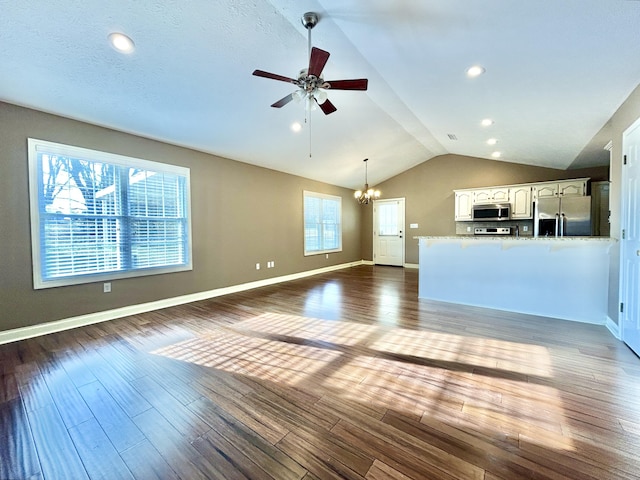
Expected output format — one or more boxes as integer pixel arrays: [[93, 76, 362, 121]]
[[309, 108, 312, 157]]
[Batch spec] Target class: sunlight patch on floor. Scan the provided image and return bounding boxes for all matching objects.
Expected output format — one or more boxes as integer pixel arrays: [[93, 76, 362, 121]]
[[150, 312, 575, 451]]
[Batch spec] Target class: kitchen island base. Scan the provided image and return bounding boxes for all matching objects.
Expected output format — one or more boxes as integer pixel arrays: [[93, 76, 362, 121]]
[[418, 237, 613, 324]]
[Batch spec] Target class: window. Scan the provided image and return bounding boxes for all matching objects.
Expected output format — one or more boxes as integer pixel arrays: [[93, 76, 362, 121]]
[[28, 138, 192, 289], [377, 203, 399, 236], [303, 191, 342, 255]]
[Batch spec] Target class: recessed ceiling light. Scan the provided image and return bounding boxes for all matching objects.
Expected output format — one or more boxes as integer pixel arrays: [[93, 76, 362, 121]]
[[481, 118, 494, 127], [486, 138, 498, 146], [466, 65, 485, 78], [108, 32, 135, 54], [290, 122, 302, 133], [491, 151, 502, 158]]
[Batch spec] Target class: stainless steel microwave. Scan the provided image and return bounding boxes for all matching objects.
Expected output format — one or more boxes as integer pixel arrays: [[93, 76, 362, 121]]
[[472, 203, 511, 221]]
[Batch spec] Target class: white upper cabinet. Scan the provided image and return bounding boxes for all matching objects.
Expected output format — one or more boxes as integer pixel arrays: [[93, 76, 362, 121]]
[[454, 191, 473, 221], [473, 187, 510, 204], [454, 177, 589, 222], [533, 179, 587, 199], [558, 179, 587, 197], [509, 186, 532, 219]]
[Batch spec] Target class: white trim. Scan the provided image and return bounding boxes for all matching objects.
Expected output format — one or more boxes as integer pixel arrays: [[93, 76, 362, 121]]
[[28, 138, 193, 289], [606, 316, 621, 340], [404, 263, 419, 269], [373, 197, 406, 267], [303, 190, 343, 256], [362, 260, 374, 266], [0, 260, 364, 345], [619, 115, 640, 355]]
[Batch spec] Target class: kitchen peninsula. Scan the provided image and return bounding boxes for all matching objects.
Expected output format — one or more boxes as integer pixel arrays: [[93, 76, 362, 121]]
[[417, 236, 613, 324]]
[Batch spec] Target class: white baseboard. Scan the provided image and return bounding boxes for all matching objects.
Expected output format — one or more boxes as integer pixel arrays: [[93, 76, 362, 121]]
[[0, 260, 365, 345], [364, 261, 418, 268], [606, 316, 621, 340]]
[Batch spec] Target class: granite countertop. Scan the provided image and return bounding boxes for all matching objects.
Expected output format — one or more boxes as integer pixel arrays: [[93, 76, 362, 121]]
[[414, 235, 614, 242]]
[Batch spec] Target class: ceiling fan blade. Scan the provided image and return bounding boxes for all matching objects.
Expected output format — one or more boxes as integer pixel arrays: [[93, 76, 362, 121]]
[[271, 93, 295, 108], [318, 98, 337, 115], [253, 69, 297, 84], [325, 79, 368, 90], [308, 47, 330, 77]]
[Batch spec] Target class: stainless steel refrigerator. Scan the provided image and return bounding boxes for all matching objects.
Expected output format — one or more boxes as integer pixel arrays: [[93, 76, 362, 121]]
[[534, 196, 592, 237]]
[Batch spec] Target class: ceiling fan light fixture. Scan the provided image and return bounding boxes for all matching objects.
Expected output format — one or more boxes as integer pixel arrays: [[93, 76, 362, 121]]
[[251, 11, 368, 120], [315, 89, 328, 104]]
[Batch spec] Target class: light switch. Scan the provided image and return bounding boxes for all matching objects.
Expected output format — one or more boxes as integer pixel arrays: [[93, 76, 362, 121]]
[[410, 223, 419, 229]]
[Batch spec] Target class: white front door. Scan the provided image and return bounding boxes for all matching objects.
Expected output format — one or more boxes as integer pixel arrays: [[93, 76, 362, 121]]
[[373, 198, 405, 267], [621, 117, 640, 357]]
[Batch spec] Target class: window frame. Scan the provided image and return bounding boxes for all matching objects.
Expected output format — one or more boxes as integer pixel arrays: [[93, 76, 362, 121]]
[[303, 190, 342, 256], [28, 138, 193, 289]]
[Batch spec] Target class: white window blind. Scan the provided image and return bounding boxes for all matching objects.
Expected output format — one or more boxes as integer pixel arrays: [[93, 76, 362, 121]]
[[28, 139, 192, 289], [303, 191, 342, 255]]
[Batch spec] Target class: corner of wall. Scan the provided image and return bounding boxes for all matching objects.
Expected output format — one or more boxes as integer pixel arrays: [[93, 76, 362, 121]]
[[606, 316, 621, 340]]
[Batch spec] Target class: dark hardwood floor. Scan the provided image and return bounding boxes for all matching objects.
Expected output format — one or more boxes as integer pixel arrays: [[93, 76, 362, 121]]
[[2, 265, 640, 479]]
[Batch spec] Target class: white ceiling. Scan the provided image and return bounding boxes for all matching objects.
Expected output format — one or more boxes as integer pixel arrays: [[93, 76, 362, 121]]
[[1, 1, 639, 189]]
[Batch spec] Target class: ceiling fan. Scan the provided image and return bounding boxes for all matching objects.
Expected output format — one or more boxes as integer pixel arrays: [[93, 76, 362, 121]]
[[252, 12, 368, 115]]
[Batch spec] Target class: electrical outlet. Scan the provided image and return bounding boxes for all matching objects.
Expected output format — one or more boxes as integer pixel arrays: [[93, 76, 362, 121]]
[[255, 263, 260, 270], [466, 226, 471, 232], [523, 225, 529, 232], [103, 282, 111, 293], [325, 254, 329, 259]]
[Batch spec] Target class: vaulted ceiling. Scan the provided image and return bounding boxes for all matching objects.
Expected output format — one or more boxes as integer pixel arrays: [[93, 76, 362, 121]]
[[2, 1, 639, 189]]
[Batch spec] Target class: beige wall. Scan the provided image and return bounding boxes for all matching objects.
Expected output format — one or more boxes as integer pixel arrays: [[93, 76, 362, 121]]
[[0, 102, 362, 332], [361, 154, 609, 265], [5, 83, 636, 334]]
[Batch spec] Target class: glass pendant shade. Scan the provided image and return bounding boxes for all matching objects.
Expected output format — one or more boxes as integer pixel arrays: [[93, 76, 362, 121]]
[[292, 89, 305, 103], [315, 89, 328, 104]]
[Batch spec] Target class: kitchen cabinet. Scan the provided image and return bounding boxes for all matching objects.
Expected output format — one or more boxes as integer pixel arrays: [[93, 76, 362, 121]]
[[454, 177, 589, 222], [534, 179, 587, 199], [454, 191, 473, 221], [509, 186, 532, 219], [473, 187, 510, 204]]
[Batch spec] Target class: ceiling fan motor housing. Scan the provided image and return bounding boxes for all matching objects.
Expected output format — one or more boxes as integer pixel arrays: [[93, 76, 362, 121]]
[[301, 12, 318, 30]]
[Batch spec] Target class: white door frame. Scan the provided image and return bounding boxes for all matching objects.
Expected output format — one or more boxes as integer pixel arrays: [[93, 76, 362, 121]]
[[373, 197, 405, 267], [620, 115, 640, 356]]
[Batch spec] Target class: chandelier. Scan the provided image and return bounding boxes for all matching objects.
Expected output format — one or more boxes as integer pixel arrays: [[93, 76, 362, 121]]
[[354, 158, 380, 204]]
